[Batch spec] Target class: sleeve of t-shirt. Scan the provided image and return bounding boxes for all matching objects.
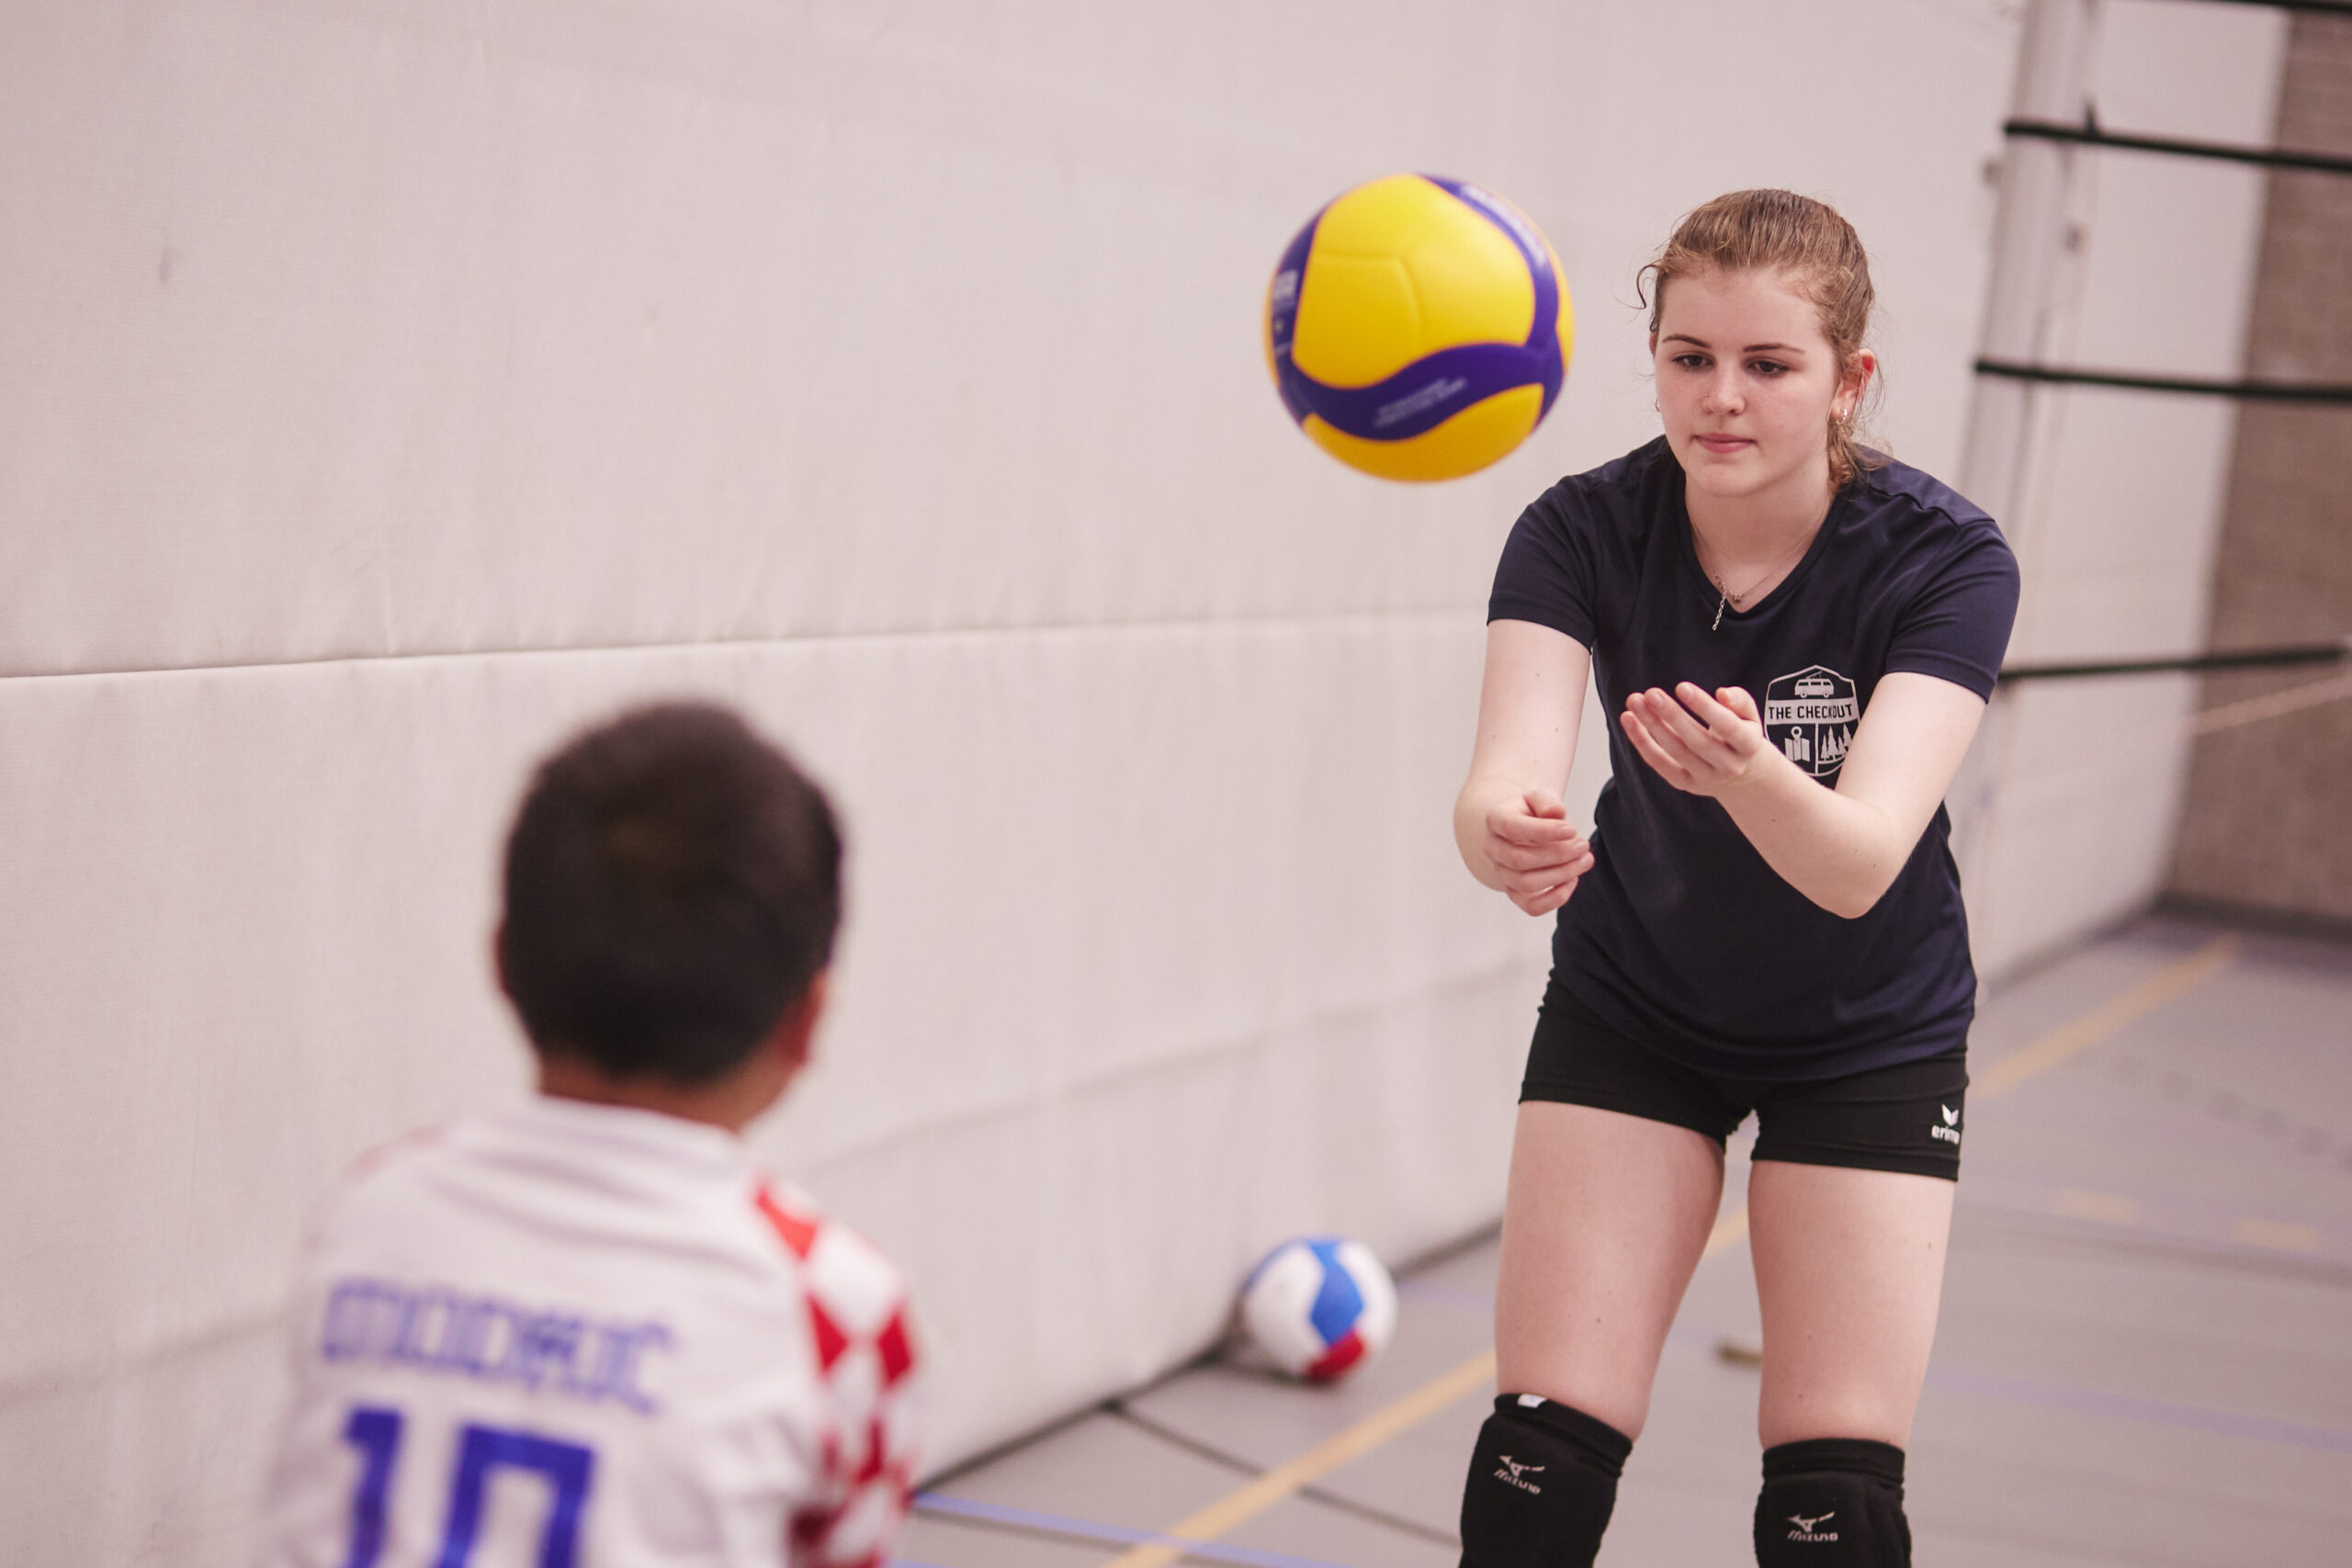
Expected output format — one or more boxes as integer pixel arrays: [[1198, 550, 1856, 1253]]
[[1487, 487, 1598, 649], [774, 1195, 923, 1568], [1883, 524, 2021, 700]]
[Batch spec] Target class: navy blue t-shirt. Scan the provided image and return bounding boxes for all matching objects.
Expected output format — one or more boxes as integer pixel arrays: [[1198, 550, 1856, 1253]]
[[1488, 438, 2021, 1080]]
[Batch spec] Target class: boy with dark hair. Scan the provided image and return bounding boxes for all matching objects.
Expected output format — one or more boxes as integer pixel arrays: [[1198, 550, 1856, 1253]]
[[258, 703, 920, 1568]]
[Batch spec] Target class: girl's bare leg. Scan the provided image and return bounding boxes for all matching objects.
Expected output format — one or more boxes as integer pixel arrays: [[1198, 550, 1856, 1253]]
[[1494, 1101, 1726, 1438], [1748, 1159, 1954, 1448]]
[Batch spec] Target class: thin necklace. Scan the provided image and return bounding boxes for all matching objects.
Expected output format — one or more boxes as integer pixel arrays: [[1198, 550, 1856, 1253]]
[[1702, 525, 1817, 631]]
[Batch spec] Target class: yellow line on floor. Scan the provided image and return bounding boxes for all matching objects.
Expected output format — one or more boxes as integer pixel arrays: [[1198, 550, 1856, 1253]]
[[1095, 1351, 1496, 1568], [1096, 934, 2239, 1567], [1702, 1204, 1749, 1258], [2044, 1188, 2330, 1255], [2234, 1216, 2320, 1253], [1974, 934, 2239, 1101], [2054, 1189, 2142, 1226], [1096, 1189, 1758, 1566]]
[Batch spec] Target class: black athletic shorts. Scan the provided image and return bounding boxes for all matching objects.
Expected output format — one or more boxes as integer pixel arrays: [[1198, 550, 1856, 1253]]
[[1520, 978, 1967, 1180]]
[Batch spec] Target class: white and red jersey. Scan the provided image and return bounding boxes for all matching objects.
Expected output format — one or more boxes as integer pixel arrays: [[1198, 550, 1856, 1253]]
[[256, 1096, 921, 1568]]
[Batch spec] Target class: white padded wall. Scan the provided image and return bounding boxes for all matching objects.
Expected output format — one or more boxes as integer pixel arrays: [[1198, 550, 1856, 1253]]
[[0, 2, 2025, 1561], [1955, 0, 2289, 976]]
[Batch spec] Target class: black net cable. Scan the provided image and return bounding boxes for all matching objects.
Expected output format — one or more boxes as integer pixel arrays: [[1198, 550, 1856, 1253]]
[[1995, 642, 2352, 735], [2003, 115, 2352, 176], [2001, 641, 2352, 681], [1988, 665, 2352, 743], [2147, 0, 2352, 16], [1975, 357, 2352, 403]]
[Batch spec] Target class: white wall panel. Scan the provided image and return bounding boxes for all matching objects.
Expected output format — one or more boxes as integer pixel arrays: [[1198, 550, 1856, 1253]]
[[0, 1321, 286, 1568], [0, 622, 1553, 1552], [1962, 673, 2200, 970], [1954, 0, 2287, 978], [0, 0, 2034, 1561], [2016, 390, 2240, 660], [1, 0, 2018, 678]]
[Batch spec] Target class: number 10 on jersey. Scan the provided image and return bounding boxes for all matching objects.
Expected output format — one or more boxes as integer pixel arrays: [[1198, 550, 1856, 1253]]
[[342, 1404, 595, 1568]]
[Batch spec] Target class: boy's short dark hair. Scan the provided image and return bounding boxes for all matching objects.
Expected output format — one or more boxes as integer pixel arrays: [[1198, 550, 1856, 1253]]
[[500, 702, 842, 1084]]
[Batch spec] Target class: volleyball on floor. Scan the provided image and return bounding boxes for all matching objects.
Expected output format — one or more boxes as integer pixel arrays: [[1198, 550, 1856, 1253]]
[[1238, 1236, 1398, 1381], [1265, 174, 1572, 482]]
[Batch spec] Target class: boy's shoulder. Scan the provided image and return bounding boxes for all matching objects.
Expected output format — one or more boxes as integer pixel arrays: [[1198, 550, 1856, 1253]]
[[299, 1120, 458, 1239], [753, 1178, 899, 1282], [263, 1122, 924, 1562], [295, 1104, 917, 1413], [314, 1102, 910, 1313], [753, 1178, 918, 1371]]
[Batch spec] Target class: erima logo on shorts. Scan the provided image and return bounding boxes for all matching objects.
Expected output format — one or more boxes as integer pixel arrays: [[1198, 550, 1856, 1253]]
[[1493, 1456, 1544, 1494], [1786, 1511, 1839, 1542], [1930, 1103, 1962, 1145]]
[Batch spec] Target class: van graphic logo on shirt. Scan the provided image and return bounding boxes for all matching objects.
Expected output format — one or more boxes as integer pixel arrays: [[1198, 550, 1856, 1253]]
[[1763, 666, 1860, 776]]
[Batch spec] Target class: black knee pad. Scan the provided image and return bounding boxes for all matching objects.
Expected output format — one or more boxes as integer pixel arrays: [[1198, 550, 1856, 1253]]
[[1754, 1438, 1911, 1566], [1458, 1394, 1633, 1568]]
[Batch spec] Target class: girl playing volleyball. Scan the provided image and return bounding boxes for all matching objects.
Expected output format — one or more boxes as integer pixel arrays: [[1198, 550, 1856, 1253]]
[[1453, 190, 2018, 1567]]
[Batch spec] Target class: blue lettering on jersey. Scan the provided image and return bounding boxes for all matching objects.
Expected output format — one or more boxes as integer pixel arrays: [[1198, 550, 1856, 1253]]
[[322, 1278, 673, 1414]]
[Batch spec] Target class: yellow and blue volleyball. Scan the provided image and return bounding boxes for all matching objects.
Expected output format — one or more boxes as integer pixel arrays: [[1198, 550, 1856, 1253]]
[[1266, 174, 1573, 483]]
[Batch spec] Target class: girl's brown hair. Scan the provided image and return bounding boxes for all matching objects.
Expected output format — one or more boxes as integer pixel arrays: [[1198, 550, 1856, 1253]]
[[1637, 189, 1883, 491]]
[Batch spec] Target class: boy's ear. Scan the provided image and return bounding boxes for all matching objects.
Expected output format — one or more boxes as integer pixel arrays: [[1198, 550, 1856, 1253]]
[[775, 970, 831, 1069]]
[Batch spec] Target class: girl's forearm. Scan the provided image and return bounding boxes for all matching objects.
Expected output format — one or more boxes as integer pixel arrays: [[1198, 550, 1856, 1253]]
[[1454, 772, 1528, 888], [1714, 750, 1912, 919]]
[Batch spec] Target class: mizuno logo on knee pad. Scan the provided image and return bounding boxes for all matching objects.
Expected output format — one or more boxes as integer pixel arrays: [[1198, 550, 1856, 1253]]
[[1758, 1439, 1905, 1564], [1462, 1399, 1633, 1564], [1494, 1456, 1545, 1493], [1786, 1510, 1839, 1541]]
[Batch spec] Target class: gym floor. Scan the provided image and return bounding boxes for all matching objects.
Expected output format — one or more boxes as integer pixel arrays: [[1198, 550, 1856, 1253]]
[[894, 913, 2352, 1568]]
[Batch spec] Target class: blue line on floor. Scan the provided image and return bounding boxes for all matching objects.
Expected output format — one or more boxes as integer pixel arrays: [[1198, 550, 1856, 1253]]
[[1678, 1328, 2352, 1456], [914, 1492, 1360, 1568], [1922, 1365, 2352, 1455], [1396, 1288, 2352, 1457]]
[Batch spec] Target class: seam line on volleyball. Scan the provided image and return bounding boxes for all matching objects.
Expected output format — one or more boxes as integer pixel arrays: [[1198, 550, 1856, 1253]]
[[1266, 173, 1569, 469]]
